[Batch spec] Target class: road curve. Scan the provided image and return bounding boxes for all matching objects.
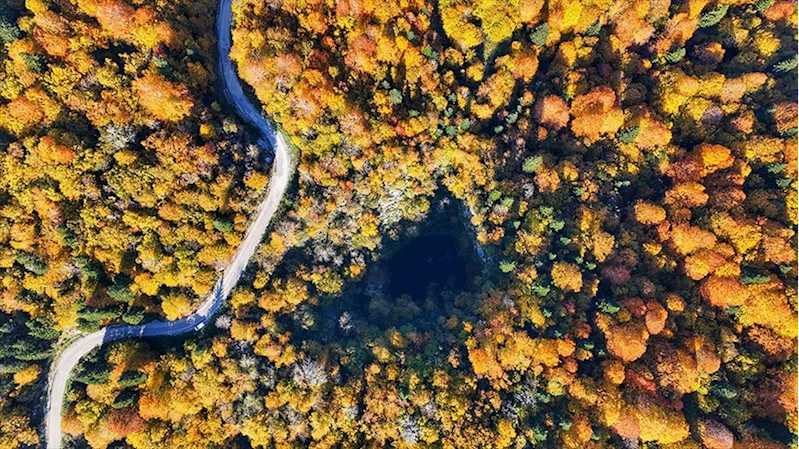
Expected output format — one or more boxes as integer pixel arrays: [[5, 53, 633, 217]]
[[44, 0, 292, 446]]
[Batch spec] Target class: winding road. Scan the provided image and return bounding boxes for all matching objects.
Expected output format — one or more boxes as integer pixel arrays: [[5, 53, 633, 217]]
[[44, 0, 293, 446]]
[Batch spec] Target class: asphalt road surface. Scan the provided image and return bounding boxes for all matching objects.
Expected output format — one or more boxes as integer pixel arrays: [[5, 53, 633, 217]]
[[44, 0, 292, 445]]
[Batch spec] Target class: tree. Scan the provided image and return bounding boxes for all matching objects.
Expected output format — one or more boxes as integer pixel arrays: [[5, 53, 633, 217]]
[[161, 293, 192, 320], [118, 370, 147, 387], [700, 276, 749, 308], [551, 262, 582, 292], [106, 406, 145, 436], [697, 418, 734, 449], [468, 346, 504, 379], [669, 224, 717, 255], [570, 86, 624, 142], [12, 364, 40, 387], [698, 5, 729, 28], [601, 320, 649, 363], [0, 18, 20, 44], [652, 342, 699, 395], [133, 70, 194, 122], [633, 201, 666, 225], [534, 95, 569, 130]]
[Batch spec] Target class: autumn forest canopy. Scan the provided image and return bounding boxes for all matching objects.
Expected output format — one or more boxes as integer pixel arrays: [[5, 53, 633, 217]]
[[0, 0, 797, 447]]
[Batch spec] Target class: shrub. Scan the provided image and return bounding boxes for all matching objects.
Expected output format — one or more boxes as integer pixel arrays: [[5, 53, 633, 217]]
[[665, 47, 686, 64], [617, 126, 640, 144], [213, 218, 234, 233], [0, 19, 19, 44], [530, 23, 549, 46], [388, 88, 403, 105], [111, 390, 138, 409], [699, 5, 729, 28], [118, 371, 148, 387], [499, 260, 516, 273], [74, 364, 112, 385]]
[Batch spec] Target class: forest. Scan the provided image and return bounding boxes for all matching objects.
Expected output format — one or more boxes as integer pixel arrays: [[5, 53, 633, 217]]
[[0, 0, 796, 447]]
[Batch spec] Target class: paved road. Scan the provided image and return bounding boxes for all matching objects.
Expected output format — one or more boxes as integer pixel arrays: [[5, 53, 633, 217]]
[[44, 0, 292, 446]]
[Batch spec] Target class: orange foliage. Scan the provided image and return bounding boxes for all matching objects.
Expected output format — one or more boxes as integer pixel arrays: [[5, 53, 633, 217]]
[[91, 0, 137, 37], [37, 135, 76, 164], [534, 167, 562, 193], [653, 13, 698, 55], [689, 337, 721, 375], [611, 397, 690, 444], [653, 342, 699, 395], [570, 86, 624, 142], [760, 233, 796, 265], [628, 105, 672, 150], [669, 223, 717, 255], [345, 33, 378, 74], [468, 346, 504, 379], [695, 143, 735, 175], [534, 95, 570, 130], [772, 102, 797, 135], [633, 201, 666, 225], [0, 96, 45, 136], [700, 276, 749, 308], [613, 7, 655, 49], [510, 49, 539, 83], [603, 359, 625, 385], [665, 182, 709, 208], [82, 0, 174, 48], [684, 249, 729, 280], [644, 301, 667, 335], [603, 321, 649, 363], [106, 407, 146, 436]]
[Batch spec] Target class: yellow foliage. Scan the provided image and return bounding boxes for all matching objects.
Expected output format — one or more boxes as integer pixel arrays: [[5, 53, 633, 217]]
[[132, 70, 194, 123], [161, 293, 192, 320], [496, 419, 516, 448], [740, 284, 798, 339], [244, 172, 269, 190], [230, 319, 259, 342], [13, 364, 41, 387], [551, 262, 583, 292], [113, 150, 137, 166], [439, 1, 484, 50], [231, 289, 256, 308]]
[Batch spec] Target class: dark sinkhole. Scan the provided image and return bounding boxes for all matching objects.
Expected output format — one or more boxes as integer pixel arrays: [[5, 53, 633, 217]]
[[386, 233, 471, 302], [279, 196, 485, 339]]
